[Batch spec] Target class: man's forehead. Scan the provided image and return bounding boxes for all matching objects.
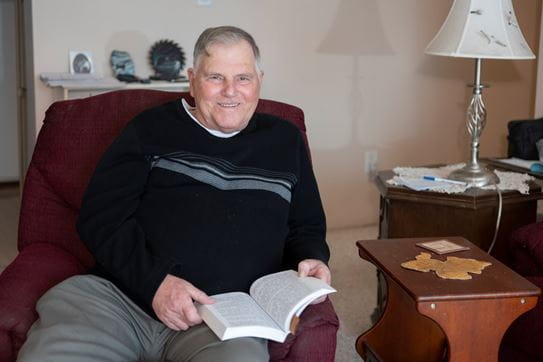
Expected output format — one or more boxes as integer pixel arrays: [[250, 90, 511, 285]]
[[200, 60, 258, 73], [203, 41, 256, 61], [199, 48, 258, 73]]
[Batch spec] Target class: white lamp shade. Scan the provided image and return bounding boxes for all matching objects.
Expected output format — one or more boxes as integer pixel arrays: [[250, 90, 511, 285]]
[[425, 0, 535, 59]]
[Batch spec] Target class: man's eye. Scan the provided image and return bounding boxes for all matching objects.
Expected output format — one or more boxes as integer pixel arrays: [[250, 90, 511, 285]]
[[238, 76, 252, 83], [208, 75, 223, 81]]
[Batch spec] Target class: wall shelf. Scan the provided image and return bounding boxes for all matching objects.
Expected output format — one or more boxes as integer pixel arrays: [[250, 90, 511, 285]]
[[42, 77, 189, 100]]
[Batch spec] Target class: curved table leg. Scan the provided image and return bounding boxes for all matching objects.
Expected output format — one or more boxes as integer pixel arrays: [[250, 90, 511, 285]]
[[357, 275, 447, 361]]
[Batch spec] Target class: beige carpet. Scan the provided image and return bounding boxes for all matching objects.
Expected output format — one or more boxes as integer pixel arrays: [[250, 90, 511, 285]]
[[0, 189, 378, 361], [328, 226, 378, 361]]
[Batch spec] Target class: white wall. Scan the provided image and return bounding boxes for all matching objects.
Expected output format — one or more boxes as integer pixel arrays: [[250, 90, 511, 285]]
[[0, 0, 19, 182], [28, 0, 540, 228], [536, 4, 543, 118]]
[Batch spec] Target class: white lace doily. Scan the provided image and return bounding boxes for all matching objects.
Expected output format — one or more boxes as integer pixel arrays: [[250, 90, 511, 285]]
[[387, 163, 535, 194]]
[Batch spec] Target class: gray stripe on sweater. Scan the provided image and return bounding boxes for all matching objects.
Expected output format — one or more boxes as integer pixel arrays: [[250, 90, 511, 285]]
[[153, 158, 292, 202]]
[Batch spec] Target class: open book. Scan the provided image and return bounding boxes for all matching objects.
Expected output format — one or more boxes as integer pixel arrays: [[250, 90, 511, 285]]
[[196, 270, 336, 343]]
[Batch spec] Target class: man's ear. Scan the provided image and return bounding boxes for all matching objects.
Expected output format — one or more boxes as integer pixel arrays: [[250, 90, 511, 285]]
[[187, 68, 195, 97]]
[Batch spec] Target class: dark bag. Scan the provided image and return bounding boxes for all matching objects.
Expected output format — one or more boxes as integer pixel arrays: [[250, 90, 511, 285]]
[[507, 118, 543, 160]]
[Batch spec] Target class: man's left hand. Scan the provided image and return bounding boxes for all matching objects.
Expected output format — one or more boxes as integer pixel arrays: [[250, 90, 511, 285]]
[[297, 259, 332, 304]]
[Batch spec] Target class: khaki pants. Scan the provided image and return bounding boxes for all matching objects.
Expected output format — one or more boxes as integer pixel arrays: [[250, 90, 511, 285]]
[[18, 275, 268, 362]]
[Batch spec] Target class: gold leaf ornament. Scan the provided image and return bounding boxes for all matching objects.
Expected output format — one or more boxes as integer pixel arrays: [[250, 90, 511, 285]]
[[401, 252, 442, 272], [401, 253, 491, 280]]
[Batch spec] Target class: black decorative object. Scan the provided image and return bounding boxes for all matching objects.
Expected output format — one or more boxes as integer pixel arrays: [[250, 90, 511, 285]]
[[111, 50, 140, 82], [149, 39, 186, 81]]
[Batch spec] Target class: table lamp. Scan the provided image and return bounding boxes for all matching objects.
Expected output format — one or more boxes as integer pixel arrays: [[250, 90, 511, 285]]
[[425, 0, 535, 187]]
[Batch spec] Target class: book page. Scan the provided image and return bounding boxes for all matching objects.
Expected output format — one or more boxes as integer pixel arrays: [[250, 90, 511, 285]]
[[249, 270, 336, 332], [202, 292, 280, 329], [198, 292, 288, 342]]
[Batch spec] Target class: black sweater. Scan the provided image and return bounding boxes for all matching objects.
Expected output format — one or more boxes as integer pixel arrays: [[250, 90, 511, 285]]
[[76, 99, 329, 317]]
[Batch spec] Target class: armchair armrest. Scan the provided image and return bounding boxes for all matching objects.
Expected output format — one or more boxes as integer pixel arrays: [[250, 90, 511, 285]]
[[268, 297, 339, 362], [509, 221, 543, 275], [0, 243, 86, 361]]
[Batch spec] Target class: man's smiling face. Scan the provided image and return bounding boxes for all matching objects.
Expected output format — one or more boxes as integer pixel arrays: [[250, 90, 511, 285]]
[[188, 40, 263, 134]]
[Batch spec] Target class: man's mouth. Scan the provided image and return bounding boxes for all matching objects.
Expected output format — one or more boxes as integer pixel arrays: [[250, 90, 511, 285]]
[[218, 102, 240, 108]]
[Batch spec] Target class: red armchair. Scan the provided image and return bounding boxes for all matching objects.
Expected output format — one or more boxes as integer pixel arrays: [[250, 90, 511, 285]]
[[0, 90, 339, 362], [499, 221, 543, 362]]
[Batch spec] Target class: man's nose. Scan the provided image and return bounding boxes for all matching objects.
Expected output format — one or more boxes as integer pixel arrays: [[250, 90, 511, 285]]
[[223, 80, 237, 97]]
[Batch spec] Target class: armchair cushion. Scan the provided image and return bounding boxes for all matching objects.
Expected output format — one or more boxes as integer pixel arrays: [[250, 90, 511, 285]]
[[500, 275, 543, 361], [509, 221, 543, 275], [500, 221, 543, 361]]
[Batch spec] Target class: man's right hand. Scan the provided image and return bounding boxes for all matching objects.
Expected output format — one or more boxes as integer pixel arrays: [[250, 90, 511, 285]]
[[152, 274, 215, 331]]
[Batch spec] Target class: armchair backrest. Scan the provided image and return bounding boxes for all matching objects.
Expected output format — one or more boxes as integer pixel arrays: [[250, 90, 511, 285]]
[[18, 90, 309, 269]]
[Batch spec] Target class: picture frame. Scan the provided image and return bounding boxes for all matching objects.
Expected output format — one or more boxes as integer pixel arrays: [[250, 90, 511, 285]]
[[69, 50, 93, 74]]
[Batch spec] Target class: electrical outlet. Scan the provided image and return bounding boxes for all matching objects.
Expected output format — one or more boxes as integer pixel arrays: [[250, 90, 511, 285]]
[[364, 150, 378, 179]]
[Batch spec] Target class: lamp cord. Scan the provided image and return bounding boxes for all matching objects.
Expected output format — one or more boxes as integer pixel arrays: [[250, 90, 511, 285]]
[[486, 179, 503, 254]]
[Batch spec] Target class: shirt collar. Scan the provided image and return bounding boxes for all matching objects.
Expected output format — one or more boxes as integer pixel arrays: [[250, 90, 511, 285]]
[[181, 98, 240, 138]]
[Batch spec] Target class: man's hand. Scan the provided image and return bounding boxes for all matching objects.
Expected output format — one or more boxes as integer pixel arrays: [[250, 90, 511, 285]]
[[152, 274, 215, 331], [297, 259, 332, 305]]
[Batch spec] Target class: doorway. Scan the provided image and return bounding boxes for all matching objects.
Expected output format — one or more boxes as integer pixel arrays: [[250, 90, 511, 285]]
[[0, 0, 20, 184]]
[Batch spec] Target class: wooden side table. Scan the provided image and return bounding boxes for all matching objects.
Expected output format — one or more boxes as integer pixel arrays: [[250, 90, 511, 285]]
[[376, 169, 543, 264], [356, 237, 541, 362]]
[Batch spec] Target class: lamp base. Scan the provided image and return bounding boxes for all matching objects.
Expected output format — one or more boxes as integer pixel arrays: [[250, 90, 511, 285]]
[[448, 162, 499, 187]]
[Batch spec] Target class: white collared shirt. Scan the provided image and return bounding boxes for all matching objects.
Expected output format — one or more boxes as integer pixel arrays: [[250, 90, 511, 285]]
[[181, 98, 239, 138]]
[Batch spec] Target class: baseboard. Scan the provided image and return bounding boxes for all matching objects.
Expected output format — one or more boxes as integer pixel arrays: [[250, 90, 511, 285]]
[[0, 182, 19, 198]]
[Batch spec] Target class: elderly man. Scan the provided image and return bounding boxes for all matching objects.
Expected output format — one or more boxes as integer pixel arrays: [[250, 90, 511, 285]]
[[18, 26, 330, 362]]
